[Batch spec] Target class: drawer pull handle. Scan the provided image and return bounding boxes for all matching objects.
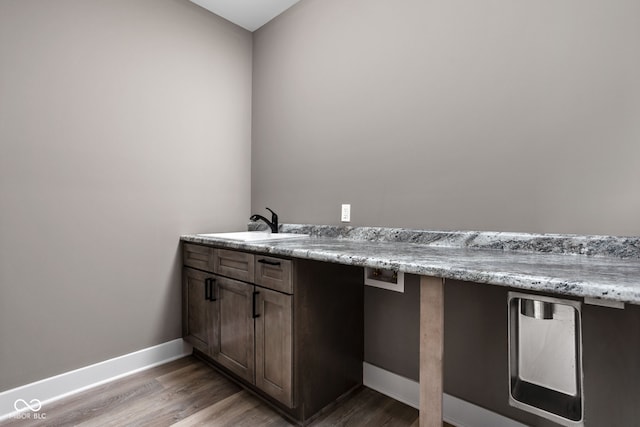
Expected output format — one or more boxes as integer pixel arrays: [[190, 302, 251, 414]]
[[252, 291, 260, 318], [258, 259, 281, 266]]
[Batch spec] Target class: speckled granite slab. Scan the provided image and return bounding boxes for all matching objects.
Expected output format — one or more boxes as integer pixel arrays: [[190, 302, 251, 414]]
[[184, 224, 640, 305], [271, 224, 640, 259]]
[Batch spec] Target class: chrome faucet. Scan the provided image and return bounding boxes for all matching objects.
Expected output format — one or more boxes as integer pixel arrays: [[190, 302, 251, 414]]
[[250, 207, 279, 233]]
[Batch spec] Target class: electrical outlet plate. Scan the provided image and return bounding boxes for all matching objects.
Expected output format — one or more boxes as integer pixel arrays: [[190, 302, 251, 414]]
[[341, 204, 351, 222]]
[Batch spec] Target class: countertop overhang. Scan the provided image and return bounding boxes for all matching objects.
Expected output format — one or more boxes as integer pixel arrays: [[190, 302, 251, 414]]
[[181, 224, 640, 305]]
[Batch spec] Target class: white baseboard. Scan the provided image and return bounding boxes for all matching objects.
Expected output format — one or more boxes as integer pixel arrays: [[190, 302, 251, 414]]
[[363, 362, 527, 427], [363, 361, 420, 408], [0, 339, 192, 422]]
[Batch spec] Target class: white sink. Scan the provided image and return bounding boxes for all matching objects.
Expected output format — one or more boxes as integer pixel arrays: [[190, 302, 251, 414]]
[[196, 231, 308, 242]]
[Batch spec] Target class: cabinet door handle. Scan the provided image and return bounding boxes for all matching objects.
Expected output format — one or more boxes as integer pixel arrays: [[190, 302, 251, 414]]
[[204, 278, 211, 301], [209, 278, 217, 302], [252, 291, 260, 318], [204, 278, 217, 301], [258, 259, 281, 266]]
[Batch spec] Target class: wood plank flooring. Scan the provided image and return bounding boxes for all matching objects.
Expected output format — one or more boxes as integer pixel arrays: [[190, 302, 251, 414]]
[[1, 356, 453, 427]]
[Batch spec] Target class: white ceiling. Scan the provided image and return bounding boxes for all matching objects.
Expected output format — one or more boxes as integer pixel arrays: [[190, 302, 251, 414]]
[[190, 0, 301, 32]]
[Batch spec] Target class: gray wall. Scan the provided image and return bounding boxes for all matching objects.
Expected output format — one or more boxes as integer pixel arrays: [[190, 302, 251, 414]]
[[252, 0, 640, 236], [0, 0, 252, 392], [252, 0, 640, 424]]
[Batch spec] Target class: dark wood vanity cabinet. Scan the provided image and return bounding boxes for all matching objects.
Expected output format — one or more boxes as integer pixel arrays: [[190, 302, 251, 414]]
[[182, 242, 363, 424]]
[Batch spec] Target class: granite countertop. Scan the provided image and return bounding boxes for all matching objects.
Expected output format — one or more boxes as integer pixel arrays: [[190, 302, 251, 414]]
[[180, 224, 640, 305]]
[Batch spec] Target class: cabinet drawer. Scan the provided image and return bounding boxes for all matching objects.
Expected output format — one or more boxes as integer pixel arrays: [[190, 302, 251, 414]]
[[214, 249, 255, 282], [183, 243, 215, 272], [255, 256, 292, 294]]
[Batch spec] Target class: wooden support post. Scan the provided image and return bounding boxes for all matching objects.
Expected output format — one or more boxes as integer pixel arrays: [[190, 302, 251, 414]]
[[419, 275, 444, 427]]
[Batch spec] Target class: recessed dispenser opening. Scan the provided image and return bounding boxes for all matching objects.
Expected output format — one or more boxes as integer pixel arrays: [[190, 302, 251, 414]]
[[508, 292, 583, 426], [364, 267, 404, 293]]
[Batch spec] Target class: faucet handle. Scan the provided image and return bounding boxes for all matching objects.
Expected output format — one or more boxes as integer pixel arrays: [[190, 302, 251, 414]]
[[265, 207, 277, 221], [265, 207, 278, 230]]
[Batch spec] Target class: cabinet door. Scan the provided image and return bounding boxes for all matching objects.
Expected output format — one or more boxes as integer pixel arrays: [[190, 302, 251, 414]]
[[214, 276, 255, 383], [255, 288, 293, 407], [182, 268, 216, 356]]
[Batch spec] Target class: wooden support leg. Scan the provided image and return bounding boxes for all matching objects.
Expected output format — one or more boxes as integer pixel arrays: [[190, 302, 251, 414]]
[[419, 275, 444, 427]]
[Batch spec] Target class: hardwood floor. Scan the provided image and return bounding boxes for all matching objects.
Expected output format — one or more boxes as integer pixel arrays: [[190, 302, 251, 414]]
[[1, 356, 454, 427]]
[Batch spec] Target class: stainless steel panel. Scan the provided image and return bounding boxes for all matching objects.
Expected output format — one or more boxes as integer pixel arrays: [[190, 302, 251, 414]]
[[521, 299, 554, 320], [508, 292, 583, 426]]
